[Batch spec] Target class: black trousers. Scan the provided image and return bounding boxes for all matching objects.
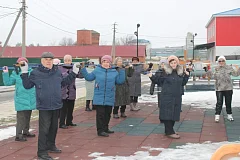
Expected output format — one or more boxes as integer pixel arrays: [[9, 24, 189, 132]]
[[86, 100, 93, 107], [59, 99, 75, 126], [38, 110, 59, 156], [215, 90, 233, 115], [162, 120, 175, 135], [16, 110, 32, 137], [113, 105, 126, 114], [130, 96, 138, 103], [96, 105, 112, 134]]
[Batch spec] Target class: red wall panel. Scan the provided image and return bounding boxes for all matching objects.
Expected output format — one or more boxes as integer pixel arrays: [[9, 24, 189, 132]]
[[207, 18, 216, 43], [216, 17, 240, 46]]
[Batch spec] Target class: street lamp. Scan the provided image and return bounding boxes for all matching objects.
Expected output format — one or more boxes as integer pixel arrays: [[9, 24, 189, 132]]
[[134, 23, 140, 57], [190, 33, 197, 60]]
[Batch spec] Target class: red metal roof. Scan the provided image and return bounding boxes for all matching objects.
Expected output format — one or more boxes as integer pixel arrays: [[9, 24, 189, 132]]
[[1, 45, 146, 58]]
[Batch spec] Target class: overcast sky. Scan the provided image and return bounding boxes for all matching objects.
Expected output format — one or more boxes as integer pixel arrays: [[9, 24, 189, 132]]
[[0, 0, 239, 48]]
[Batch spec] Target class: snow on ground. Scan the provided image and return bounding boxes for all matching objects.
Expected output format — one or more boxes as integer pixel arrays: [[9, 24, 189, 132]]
[[0, 126, 34, 141], [0, 126, 16, 141], [89, 141, 240, 160], [138, 87, 240, 109]]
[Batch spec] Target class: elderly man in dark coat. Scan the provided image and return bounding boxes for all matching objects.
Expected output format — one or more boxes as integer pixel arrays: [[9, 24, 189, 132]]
[[21, 52, 80, 160], [149, 55, 189, 139]]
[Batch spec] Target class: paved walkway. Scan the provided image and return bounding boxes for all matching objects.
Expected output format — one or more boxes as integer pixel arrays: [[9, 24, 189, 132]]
[[0, 102, 239, 160]]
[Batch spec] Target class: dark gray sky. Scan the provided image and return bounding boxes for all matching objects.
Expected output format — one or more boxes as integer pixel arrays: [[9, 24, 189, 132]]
[[0, 0, 239, 47]]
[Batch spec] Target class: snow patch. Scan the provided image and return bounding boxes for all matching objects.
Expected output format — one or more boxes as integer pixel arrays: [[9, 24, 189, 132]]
[[0, 126, 16, 141], [89, 141, 240, 160], [0, 126, 34, 141], [138, 89, 240, 109]]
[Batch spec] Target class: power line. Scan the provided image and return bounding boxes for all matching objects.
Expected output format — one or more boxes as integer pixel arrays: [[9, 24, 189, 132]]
[[0, 5, 19, 10], [0, 11, 18, 19], [27, 12, 76, 35]]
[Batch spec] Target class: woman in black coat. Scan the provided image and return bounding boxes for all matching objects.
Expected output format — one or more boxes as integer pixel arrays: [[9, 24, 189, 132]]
[[148, 55, 189, 139]]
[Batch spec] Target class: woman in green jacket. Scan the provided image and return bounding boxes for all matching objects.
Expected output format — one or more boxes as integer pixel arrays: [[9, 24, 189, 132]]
[[2, 57, 36, 141]]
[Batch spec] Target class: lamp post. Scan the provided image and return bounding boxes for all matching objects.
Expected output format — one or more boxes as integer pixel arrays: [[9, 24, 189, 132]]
[[134, 23, 140, 57], [190, 33, 197, 60]]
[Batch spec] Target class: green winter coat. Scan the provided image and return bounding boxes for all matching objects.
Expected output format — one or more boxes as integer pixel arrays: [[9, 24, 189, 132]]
[[2, 68, 36, 111]]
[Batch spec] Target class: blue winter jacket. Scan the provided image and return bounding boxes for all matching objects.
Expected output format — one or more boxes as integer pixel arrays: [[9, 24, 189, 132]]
[[21, 65, 77, 110], [81, 65, 125, 106], [2, 68, 36, 111]]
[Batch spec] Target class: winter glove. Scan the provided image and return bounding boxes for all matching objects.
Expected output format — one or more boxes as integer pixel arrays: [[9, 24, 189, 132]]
[[2, 66, 8, 73], [20, 62, 28, 73], [73, 63, 80, 74]]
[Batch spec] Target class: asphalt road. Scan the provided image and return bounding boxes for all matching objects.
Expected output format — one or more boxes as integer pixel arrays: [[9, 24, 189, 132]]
[[0, 79, 86, 104]]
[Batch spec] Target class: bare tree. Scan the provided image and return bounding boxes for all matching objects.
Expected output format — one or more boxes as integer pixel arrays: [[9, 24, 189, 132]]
[[59, 37, 75, 46], [116, 36, 135, 45], [49, 40, 57, 46], [16, 42, 22, 47]]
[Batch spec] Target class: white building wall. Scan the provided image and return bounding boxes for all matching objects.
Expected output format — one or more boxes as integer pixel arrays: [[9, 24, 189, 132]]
[[216, 46, 240, 56]]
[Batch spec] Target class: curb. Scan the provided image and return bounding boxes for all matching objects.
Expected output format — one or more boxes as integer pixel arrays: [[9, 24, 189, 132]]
[[0, 89, 15, 93]]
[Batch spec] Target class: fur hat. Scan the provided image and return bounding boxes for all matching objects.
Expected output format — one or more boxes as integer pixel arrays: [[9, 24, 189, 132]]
[[16, 57, 28, 63], [167, 55, 179, 65], [101, 55, 112, 63], [217, 56, 226, 61]]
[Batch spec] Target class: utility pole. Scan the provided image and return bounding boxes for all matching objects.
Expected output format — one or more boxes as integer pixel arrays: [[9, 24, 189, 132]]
[[22, 0, 26, 57], [111, 22, 117, 61], [0, 8, 23, 57]]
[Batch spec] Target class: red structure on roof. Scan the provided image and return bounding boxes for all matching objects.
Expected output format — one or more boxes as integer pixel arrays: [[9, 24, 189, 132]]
[[0, 45, 146, 58]]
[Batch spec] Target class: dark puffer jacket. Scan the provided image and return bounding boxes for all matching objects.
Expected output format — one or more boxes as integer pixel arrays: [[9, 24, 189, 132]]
[[150, 64, 189, 121], [21, 65, 76, 110]]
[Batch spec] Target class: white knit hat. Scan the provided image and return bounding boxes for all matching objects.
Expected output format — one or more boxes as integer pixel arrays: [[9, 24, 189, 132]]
[[217, 56, 226, 61]]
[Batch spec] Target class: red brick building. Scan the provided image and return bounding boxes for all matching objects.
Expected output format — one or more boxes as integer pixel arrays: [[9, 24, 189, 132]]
[[77, 29, 100, 46]]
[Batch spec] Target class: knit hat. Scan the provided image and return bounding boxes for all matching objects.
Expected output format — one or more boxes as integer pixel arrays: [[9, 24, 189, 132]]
[[159, 59, 167, 64], [114, 57, 122, 64], [17, 57, 28, 63], [167, 55, 179, 65], [53, 58, 61, 65], [101, 55, 112, 63], [41, 52, 54, 59], [217, 56, 226, 61], [132, 57, 139, 62]]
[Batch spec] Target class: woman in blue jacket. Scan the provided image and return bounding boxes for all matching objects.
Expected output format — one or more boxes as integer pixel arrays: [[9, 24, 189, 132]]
[[2, 57, 36, 142], [81, 55, 125, 137]]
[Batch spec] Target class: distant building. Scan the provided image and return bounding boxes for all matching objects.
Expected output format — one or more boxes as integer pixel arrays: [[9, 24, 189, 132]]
[[128, 39, 151, 59], [151, 46, 184, 58], [195, 8, 240, 62], [77, 29, 100, 46]]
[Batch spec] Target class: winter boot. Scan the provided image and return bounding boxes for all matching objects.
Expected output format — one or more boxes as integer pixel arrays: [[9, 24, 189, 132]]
[[15, 134, 27, 142], [227, 114, 234, 121], [113, 114, 119, 119], [215, 115, 220, 123], [121, 112, 127, 118], [130, 103, 134, 111], [92, 105, 96, 110], [167, 134, 180, 139], [85, 107, 92, 111], [133, 103, 140, 111]]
